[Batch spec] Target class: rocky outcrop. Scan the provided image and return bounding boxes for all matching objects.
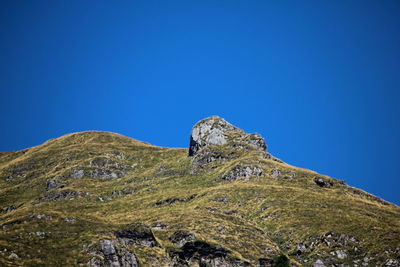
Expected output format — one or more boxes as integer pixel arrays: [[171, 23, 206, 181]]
[[168, 240, 246, 267], [2, 205, 16, 213], [67, 155, 129, 180], [89, 157, 125, 169], [290, 232, 364, 265], [385, 259, 400, 266], [4, 162, 33, 180], [170, 231, 195, 248], [258, 255, 290, 267], [153, 195, 197, 207], [151, 222, 168, 230], [37, 190, 88, 203], [188, 117, 275, 176], [46, 179, 65, 191], [114, 223, 159, 248], [223, 165, 263, 181], [311, 259, 326, 267], [167, 227, 247, 266], [270, 169, 281, 179], [70, 168, 126, 179], [46, 179, 58, 190], [189, 116, 268, 158], [88, 239, 139, 267], [314, 177, 333, 188]]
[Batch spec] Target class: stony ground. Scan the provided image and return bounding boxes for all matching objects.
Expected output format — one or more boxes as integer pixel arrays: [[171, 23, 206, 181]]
[[0, 117, 399, 266]]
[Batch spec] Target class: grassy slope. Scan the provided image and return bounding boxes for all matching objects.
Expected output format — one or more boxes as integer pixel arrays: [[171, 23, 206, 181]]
[[0, 131, 399, 266]]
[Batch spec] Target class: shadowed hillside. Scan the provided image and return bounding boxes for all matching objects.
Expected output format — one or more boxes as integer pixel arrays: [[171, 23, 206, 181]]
[[0, 117, 399, 266]]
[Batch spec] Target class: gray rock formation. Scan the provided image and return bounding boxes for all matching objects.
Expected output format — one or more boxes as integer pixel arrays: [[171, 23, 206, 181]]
[[38, 190, 86, 203], [335, 249, 347, 259], [385, 259, 400, 266], [314, 177, 333, 188], [168, 240, 246, 266], [8, 252, 18, 259], [270, 169, 281, 179], [71, 169, 84, 179], [296, 243, 307, 255], [189, 116, 267, 157], [170, 230, 195, 248], [70, 168, 125, 179], [311, 259, 326, 267], [89, 239, 139, 267], [46, 179, 64, 191], [114, 223, 159, 248], [2, 205, 16, 213], [223, 165, 263, 181]]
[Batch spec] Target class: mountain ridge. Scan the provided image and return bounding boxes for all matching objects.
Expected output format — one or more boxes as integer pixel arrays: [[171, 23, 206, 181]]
[[0, 116, 399, 266]]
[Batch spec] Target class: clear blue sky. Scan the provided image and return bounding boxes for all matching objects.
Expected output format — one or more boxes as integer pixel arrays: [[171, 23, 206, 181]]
[[1, 1, 399, 205]]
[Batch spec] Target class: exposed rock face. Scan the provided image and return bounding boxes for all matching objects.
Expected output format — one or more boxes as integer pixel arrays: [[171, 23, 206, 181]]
[[71, 169, 85, 179], [168, 240, 245, 267], [38, 190, 86, 203], [70, 168, 125, 179], [170, 230, 195, 248], [89, 239, 139, 267], [223, 165, 263, 181], [115, 223, 159, 247], [189, 116, 267, 157]]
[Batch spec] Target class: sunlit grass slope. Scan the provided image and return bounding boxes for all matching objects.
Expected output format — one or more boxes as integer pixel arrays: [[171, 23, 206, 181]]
[[0, 131, 399, 266]]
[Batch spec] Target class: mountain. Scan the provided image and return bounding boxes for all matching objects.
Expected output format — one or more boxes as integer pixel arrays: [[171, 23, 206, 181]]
[[0, 116, 399, 267]]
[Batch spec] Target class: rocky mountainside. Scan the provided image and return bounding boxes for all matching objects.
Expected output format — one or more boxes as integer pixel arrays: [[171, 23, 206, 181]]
[[0, 116, 399, 267]]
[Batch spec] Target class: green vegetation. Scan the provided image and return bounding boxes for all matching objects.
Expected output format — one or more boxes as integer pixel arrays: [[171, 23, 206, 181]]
[[0, 131, 399, 266], [273, 255, 290, 267]]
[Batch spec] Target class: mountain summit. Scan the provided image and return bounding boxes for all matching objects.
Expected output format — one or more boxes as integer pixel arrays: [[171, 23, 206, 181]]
[[0, 117, 399, 266]]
